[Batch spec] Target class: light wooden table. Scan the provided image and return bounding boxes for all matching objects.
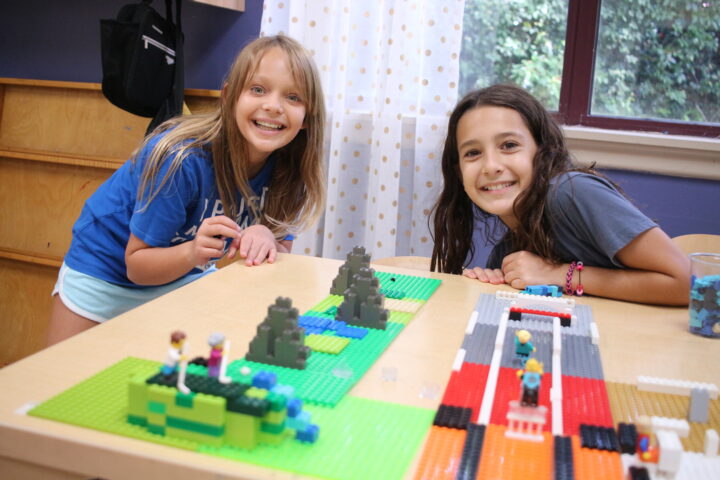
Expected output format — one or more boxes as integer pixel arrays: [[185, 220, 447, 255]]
[[0, 253, 716, 480]]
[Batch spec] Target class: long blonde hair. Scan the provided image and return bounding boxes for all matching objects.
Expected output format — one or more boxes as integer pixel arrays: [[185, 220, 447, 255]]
[[134, 35, 326, 237]]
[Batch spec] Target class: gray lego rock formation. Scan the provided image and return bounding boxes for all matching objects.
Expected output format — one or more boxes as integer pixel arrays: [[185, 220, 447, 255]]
[[246, 297, 311, 369]]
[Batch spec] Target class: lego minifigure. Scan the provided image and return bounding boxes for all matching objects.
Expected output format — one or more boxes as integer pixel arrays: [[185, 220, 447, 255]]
[[207, 332, 225, 377], [162, 330, 187, 377], [517, 358, 544, 407], [514, 329, 536, 366]]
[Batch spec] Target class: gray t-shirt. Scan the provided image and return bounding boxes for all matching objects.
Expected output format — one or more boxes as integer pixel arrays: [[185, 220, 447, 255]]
[[486, 172, 657, 269]]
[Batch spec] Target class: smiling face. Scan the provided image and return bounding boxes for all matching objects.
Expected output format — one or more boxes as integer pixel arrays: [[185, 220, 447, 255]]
[[235, 47, 307, 172], [456, 106, 537, 229]]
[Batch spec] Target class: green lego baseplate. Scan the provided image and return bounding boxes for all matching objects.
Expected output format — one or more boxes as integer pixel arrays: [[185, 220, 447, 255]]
[[29, 357, 434, 480], [27, 268, 443, 479]]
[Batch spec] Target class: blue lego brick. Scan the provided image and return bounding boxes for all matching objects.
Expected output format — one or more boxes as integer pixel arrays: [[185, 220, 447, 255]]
[[336, 325, 368, 339], [287, 398, 302, 418], [252, 371, 278, 390], [523, 285, 562, 297], [298, 315, 332, 330], [300, 326, 326, 335], [296, 424, 319, 443]]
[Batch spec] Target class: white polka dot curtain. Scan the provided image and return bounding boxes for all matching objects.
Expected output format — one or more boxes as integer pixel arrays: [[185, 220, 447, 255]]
[[261, 0, 465, 260]]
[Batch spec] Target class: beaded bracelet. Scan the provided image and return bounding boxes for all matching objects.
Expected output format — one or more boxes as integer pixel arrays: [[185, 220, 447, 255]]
[[564, 261, 585, 296]]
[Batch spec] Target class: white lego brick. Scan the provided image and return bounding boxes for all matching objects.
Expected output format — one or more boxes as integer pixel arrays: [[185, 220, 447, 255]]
[[452, 348, 466, 372], [495, 290, 575, 312], [552, 317, 562, 353], [656, 430, 683, 476], [590, 322, 600, 345], [652, 416, 690, 438], [637, 376, 719, 399], [705, 429, 719, 457], [675, 451, 720, 480], [465, 310, 478, 335], [494, 309, 509, 348]]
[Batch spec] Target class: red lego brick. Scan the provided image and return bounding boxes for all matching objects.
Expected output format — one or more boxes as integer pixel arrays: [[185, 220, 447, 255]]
[[510, 306, 571, 321], [490, 367, 553, 431], [440, 362, 490, 420], [563, 376, 614, 435]]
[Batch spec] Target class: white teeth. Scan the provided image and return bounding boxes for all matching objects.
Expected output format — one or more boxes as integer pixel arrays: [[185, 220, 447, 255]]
[[483, 182, 513, 191], [255, 120, 283, 130]]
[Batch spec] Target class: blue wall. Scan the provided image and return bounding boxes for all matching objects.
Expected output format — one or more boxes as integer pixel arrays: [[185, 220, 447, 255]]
[[3, 0, 718, 267], [0, 0, 263, 89]]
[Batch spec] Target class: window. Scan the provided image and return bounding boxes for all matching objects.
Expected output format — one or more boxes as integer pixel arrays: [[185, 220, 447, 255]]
[[460, 0, 720, 137]]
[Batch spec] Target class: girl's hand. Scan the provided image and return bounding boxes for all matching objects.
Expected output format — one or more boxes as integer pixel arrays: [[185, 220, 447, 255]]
[[463, 267, 506, 284], [501, 250, 564, 289], [229, 224, 278, 266], [191, 215, 241, 265]]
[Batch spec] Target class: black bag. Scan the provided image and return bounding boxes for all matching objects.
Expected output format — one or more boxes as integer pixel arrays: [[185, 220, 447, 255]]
[[100, 0, 184, 132]]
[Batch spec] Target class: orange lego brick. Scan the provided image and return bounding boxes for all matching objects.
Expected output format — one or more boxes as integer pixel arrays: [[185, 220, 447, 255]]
[[414, 425, 467, 480], [476, 424, 553, 480], [571, 434, 623, 480]]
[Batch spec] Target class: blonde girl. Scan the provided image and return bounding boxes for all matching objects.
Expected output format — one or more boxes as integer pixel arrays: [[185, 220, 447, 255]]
[[48, 35, 326, 344]]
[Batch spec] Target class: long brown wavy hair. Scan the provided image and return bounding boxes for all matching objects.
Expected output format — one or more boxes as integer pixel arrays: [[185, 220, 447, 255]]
[[134, 35, 326, 237], [430, 84, 595, 273]]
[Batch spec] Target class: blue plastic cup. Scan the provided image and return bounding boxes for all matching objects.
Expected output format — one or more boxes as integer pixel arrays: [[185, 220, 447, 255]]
[[689, 253, 720, 338]]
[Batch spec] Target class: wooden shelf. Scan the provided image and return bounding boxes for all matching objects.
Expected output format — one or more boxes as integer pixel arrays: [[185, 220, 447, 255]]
[[0, 147, 124, 170], [0, 247, 62, 268]]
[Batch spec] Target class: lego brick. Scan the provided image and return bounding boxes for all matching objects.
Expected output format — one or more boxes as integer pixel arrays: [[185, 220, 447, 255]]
[[460, 323, 497, 365], [433, 404, 472, 430], [304, 334, 350, 354], [617, 422, 638, 454], [412, 426, 466, 480], [225, 411, 259, 450], [674, 451, 720, 479], [656, 429, 683, 476], [561, 334, 604, 380], [472, 293, 510, 327], [628, 466, 650, 480], [637, 376, 719, 399], [554, 435, 574, 480], [334, 325, 368, 339], [451, 349, 466, 371], [690, 387, 711, 423], [651, 416, 690, 437], [440, 362, 489, 421], [562, 376, 614, 436], [456, 423, 485, 480], [705, 429, 719, 456], [476, 424, 554, 479], [579, 424, 619, 451], [495, 290, 575, 312], [570, 434, 624, 480]]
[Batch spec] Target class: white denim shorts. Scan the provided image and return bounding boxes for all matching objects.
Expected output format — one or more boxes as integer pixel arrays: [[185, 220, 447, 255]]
[[52, 262, 214, 323]]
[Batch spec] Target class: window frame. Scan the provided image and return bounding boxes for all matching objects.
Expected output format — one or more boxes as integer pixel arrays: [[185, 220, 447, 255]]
[[558, 0, 720, 138]]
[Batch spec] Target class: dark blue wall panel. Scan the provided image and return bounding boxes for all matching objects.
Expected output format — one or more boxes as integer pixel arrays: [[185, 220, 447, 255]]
[[0, 0, 263, 90]]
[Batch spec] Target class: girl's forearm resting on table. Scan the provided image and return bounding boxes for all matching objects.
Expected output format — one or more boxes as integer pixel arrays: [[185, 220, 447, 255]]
[[501, 228, 690, 306], [126, 240, 202, 285]]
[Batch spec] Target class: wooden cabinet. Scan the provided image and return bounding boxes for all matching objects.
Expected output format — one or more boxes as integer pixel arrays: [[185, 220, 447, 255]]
[[0, 78, 219, 366]]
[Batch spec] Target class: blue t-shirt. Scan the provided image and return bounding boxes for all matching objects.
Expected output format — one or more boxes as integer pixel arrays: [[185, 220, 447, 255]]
[[486, 172, 657, 269], [65, 131, 276, 287]]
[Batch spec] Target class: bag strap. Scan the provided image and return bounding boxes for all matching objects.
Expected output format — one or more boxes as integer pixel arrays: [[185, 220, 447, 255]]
[[146, 0, 184, 134]]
